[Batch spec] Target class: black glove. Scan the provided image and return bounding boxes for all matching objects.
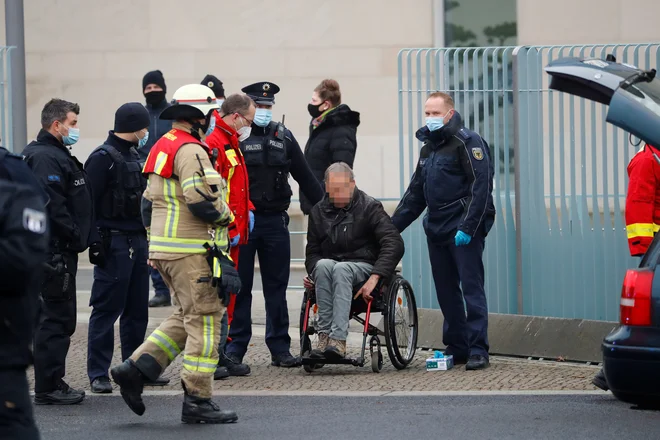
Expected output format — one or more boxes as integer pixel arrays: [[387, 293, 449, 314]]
[[218, 253, 241, 306], [89, 241, 107, 268]]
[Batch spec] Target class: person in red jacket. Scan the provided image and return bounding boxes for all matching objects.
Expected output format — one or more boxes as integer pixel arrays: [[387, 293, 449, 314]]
[[624, 143, 660, 256], [201, 76, 256, 379], [592, 142, 660, 392]]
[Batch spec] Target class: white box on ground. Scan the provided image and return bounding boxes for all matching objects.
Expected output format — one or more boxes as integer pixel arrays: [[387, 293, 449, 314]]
[[426, 355, 454, 371]]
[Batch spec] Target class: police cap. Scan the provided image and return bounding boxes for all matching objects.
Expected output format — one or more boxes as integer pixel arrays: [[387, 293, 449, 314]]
[[241, 81, 280, 106]]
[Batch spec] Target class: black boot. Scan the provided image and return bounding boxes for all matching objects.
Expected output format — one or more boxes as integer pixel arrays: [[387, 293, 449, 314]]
[[465, 355, 490, 370], [34, 381, 85, 405], [214, 366, 230, 380], [219, 352, 251, 376], [271, 352, 300, 368], [91, 377, 113, 394], [144, 375, 170, 386], [110, 360, 146, 416], [148, 295, 171, 307], [181, 393, 238, 424]]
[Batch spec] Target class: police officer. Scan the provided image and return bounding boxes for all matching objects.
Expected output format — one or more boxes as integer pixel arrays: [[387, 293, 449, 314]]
[[221, 82, 325, 374], [0, 146, 49, 439], [23, 98, 95, 404], [84, 103, 170, 393], [391, 92, 495, 371], [141, 69, 174, 308]]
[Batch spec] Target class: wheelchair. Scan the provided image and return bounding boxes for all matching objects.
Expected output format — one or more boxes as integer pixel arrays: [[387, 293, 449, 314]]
[[298, 271, 419, 373]]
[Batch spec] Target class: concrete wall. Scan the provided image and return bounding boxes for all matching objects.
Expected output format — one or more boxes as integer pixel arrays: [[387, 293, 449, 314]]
[[2, 0, 434, 203], [517, 0, 660, 45]]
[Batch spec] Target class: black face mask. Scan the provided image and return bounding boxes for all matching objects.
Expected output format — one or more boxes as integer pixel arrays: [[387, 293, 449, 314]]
[[145, 90, 166, 106], [307, 103, 324, 118]]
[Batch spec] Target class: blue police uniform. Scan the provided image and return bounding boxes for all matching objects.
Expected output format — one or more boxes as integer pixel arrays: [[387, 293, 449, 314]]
[[224, 82, 324, 370], [391, 111, 495, 368], [83, 103, 166, 391]]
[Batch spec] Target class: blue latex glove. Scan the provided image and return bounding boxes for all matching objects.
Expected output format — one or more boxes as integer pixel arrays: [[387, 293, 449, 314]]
[[454, 230, 472, 246], [248, 210, 255, 233], [230, 233, 240, 247]]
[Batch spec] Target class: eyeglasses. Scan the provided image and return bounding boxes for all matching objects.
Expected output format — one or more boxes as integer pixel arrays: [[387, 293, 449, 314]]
[[238, 114, 253, 126]]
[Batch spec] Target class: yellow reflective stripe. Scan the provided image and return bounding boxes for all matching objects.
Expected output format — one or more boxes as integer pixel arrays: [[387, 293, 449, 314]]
[[164, 179, 180, 237], [182, 355, 217, 373], [226, 167, 235, 203], [149, 240, 207, 253], [150, 236, 208, 245], [626, 223, 660, 239], [204, 169, 221, 179], [181, 176, 199, 191], [154, 152, 168, 175], [213, 257, 221, 278], [202, 315, 214, 359], [147, 330, 181, 361]]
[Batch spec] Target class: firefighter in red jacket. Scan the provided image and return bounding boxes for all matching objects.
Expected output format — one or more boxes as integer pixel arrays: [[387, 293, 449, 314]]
[[625, 143, 660, 256], [201, 76, 256, 379]]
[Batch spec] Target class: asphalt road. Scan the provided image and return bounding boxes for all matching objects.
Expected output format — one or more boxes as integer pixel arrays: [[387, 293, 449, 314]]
[[34, 394, 660, 440]]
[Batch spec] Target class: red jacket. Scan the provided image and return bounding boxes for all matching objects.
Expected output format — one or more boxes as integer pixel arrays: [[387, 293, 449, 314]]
[[206, 110, 254, 244], [625, 144, 660, 256], [142, 128, 205, 178]]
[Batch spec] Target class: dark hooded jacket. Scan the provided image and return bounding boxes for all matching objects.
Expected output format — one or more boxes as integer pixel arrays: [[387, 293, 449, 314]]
[[300, 104, 360, 214]]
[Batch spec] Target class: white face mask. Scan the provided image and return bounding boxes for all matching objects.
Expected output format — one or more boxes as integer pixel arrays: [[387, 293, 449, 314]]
[[237, 126, 252, 142]]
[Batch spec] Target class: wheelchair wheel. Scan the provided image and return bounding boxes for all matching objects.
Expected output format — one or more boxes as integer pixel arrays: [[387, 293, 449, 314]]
[[384, 276, 418, 370], [299, 289, 323, 372]]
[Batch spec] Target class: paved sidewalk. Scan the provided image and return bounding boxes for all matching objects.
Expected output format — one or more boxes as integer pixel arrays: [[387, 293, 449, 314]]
[[27, 268, 603, 395], [26, 320, 601, 394]]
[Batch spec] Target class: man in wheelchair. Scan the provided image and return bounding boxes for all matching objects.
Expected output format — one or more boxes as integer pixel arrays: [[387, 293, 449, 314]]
[[303, 162, 404, 359]]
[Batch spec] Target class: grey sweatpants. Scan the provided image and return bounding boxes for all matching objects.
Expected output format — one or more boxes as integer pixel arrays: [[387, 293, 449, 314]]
[[312, 259, 373, 341]]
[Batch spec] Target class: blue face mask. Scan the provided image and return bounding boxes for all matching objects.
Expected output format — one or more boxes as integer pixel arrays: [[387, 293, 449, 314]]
[[137, 131, 149, 149], [61, 126, 79, 146], [425, 117, 445, 132], [254, 108, 272, 127], [216, 99, 224, 107], [205, 115, 216, 137]]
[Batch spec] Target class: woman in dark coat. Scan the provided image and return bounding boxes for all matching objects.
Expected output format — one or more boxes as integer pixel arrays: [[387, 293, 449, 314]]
[[300, 79, 360, 215]]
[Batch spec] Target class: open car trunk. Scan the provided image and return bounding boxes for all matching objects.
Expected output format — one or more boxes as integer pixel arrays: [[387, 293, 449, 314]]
[[545, 56, 660, 148]]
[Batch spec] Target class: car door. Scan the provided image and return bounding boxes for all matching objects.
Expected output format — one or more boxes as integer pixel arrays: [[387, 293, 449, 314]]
[[544, 56, 660, 147]]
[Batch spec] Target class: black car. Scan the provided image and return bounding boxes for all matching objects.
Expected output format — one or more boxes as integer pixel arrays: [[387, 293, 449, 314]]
[[544, 56, 660, 406]]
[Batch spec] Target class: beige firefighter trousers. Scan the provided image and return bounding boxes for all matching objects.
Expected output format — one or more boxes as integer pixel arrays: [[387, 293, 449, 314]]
[[130, 254, 224, 399]]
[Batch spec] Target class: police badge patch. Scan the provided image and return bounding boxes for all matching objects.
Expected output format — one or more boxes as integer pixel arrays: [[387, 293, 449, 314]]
[[23, 207, 47, 234], [472, 147, 484, 160]]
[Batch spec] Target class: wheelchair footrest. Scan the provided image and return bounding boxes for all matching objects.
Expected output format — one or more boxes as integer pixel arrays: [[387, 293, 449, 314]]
[[300, 356, 364, 367]]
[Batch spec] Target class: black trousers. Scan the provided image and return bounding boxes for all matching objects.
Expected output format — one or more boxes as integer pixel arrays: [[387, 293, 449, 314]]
[[33, 252, 78, 393], [0, 368, 40, 440]]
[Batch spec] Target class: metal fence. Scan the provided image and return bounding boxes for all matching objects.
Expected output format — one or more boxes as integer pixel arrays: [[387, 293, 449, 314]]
[[397, 43, 660, 322], [0, 47, 13, 151]]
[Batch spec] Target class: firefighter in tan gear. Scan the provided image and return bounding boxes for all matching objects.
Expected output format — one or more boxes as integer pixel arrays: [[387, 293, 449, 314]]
[[110, 84, 242, 424]]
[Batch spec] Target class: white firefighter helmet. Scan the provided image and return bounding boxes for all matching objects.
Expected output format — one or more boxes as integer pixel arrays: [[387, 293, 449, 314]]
[[159, 84, 219, 120]]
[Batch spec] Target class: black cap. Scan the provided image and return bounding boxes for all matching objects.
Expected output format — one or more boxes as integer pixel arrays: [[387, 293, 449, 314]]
[[201, 74, 225, 98], [241, 81, 280, 105], [142, 70, 167, 94], [114, 102, 150, 133]]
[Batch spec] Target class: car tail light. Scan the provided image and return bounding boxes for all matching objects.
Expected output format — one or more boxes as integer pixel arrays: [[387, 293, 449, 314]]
[[620, 269, 654, 326]]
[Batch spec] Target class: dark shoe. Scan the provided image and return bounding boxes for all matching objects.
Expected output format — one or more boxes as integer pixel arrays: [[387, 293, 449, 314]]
[[465, 355, 490, 371], [271, 352, 300, 368], [181, 393, 238, 424], [219, 352, 251, 376], [35, 382, 85, 405], [110, 360, 146, 416], [148, 295, 171, 307], [592, 369, 609, 391], [214, 367, 230, 380], [144, 375, 170, 386], [91, 377, 113, 394]]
